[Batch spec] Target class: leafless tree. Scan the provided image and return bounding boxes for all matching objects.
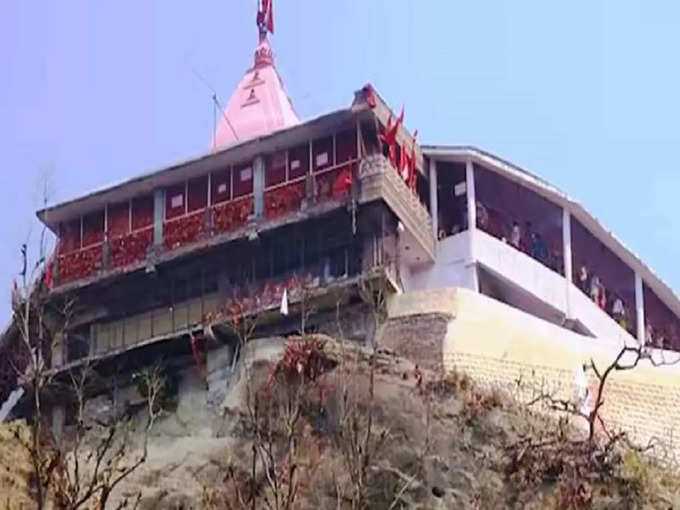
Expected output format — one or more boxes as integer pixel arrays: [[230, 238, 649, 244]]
[[5, 238, 163, 509], [528, 343, 680, 443], [331, 274, 395, 509], [52, 363, 165, 510], [7, 240, 70, 509]]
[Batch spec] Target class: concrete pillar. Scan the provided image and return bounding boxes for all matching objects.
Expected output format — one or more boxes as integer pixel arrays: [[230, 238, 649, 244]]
[[466, 159, 476, 232], [253, 155, 265, 218], [429, 158, 438, 245], [465, 159, 479, 292], [563, 209, 573, 317], [153, 188, 165, 247], [635, 273, 645, 343]]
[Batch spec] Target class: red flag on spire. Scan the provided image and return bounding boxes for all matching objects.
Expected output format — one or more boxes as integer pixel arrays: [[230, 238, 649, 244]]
[[379, 106, 405, 168], [258, 0, 275, 35], [408, 129, 419, 191]]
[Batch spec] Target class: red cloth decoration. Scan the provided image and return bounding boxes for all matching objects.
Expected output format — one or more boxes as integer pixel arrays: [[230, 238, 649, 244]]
[[212, 197, 254, 234], [57, 244, 103, 284], [164, 211, 206, 251], [332, 168, 353, 198], [379, 106, 404, 168], [109, 228, 153, 270], [264, 181, 306, 220], [316, 169, 344, 201], [408, 129, 419, 192]]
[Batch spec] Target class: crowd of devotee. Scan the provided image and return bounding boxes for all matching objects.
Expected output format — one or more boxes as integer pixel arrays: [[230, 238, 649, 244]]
[[472, 201, 640, 340], [473, 202, 564, 274], [575, 264, 631, 333], [436, 196, 680, 349]]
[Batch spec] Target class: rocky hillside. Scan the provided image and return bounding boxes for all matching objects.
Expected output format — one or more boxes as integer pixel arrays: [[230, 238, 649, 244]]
[[3, 332, 680, 509]]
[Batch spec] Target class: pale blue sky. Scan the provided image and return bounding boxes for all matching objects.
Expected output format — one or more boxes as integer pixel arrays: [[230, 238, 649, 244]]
[[1, 1, 679, 324]]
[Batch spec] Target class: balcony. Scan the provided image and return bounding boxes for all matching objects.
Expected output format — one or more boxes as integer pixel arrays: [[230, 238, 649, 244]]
[[50, 153, 433, 291], [358, 155, 435, 264], [474, 230, 640, 346]]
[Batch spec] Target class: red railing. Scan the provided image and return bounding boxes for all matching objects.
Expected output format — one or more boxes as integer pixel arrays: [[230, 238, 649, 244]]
[[212, 196, 254, 234], [109, 227, 154, 270], [52, 162, 360, 287], [264, 180, 306, 220], [164, 209, 207, 251], [57, 243, 104, 284], [315, 160, 356, 202]]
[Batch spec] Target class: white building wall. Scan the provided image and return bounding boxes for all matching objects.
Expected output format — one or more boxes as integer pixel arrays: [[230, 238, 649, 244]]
[[406, 231, 477, 292], [405, 227, 639, 349]]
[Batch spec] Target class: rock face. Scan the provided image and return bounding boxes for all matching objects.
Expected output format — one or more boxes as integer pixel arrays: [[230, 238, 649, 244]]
[[5, 316, 680, 508], [0, 421, 34, 509]]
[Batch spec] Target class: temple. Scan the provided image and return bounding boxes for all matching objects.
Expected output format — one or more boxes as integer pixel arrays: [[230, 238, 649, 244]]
[[3, 2, 680, 445]]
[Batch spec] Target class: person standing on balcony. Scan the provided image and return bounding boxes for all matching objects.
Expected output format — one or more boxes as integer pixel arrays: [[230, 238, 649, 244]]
[[645, 322, 654, 347], [598, 282, 607, 311], [510, 222, 521, 249], [578, 265, 589, 294], [612, 297, 627, 330], [476, 202, 489, 231], [590, 275, 601, 303], [522, 221, 533, 253], [531, 232, 548, 264]]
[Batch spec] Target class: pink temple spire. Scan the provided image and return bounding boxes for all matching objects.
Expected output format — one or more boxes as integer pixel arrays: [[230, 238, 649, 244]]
[[212, 0, 298, 150]]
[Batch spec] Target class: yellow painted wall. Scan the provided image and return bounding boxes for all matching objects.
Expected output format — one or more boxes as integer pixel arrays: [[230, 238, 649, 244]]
[[389, 288, 680, 459]]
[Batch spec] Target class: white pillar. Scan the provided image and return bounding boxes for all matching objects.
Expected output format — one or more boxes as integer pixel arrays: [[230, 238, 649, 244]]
[[253, 155, 265, 218], [635, 273, 645, 343], [153, 189, 165, 247], [465, 159, 479, 292], [429, 158, 438, 245], [563, 209, 573, 317], [466, 159, 476, 232]]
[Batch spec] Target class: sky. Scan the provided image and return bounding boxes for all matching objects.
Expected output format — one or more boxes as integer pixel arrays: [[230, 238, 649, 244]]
[[0, 1, 679, 325]]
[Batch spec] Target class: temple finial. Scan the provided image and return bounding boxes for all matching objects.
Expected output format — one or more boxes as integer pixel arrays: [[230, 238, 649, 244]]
[[256, 0, 274, 42]]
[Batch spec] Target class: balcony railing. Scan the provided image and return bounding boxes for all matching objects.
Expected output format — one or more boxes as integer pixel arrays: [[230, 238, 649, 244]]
[[51, 161, 361, 289], [358, 154, 435, 262]]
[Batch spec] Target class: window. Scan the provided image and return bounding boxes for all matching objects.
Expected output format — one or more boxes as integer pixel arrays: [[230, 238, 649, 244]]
[[336, 128, 358, 163], [312, 136, 333, 172], [211, 168, 231, 204], [265, 150, 287, 188], [165, 183, 186, 219], [82, 211, 104, 247], [131, 195, 154, 230], [288, 144, 309, 180], [233, 162, 254, 198], [107, 201, 130, 238], [188, 176, 208, 212], [59, 219, 82, 254]]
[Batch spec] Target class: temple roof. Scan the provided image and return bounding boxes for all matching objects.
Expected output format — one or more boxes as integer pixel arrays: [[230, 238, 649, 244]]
[[212, 37, 299, 149]]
